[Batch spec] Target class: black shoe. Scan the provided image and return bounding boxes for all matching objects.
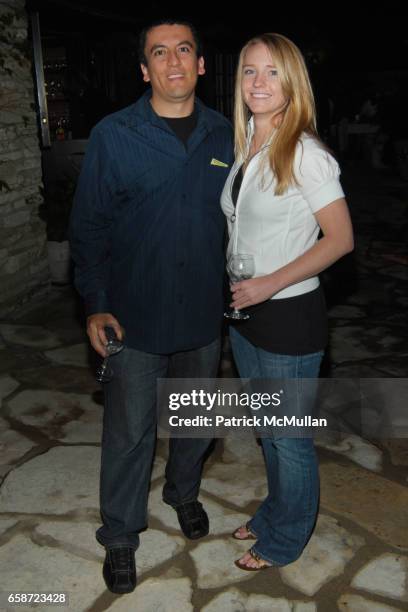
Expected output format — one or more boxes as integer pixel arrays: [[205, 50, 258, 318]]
[[103, 546, 137, 594], [172, 500, 209, 540]]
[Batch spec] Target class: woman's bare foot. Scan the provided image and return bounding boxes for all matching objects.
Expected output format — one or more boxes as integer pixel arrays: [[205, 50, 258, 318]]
[[235, 549, 272, 571], [232, 524, 256, 540]]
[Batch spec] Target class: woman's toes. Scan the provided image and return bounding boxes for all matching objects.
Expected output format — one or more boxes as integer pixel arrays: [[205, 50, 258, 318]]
[[234, 526, 250, 539], [238, 550, 271, 569], [246, 556, 259, 567], [238, 552, 253, 566]]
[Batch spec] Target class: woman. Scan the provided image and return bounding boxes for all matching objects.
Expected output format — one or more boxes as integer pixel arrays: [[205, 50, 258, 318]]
[[221, 33, 353, 570]]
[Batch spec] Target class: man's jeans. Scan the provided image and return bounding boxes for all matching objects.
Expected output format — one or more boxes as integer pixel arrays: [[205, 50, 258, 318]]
[[96, 338, 220, 550], [229, 326, 323, 566]]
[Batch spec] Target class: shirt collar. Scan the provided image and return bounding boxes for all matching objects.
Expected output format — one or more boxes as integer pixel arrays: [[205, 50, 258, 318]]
[[244, 116, 275, 158], [127, 88, 211, 133]]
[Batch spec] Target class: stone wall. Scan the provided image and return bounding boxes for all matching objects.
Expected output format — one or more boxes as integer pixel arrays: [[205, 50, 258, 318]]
[[0, 0, 49, 316]]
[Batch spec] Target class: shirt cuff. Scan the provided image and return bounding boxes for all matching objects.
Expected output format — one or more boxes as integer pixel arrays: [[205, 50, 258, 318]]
[[84, 291, 110, 316]]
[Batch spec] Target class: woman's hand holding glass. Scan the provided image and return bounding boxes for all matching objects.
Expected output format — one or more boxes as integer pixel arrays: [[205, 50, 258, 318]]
[[230, 272, 280, 310]]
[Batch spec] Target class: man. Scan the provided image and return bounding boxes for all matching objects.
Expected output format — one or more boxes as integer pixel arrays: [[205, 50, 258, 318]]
[[69, 19, 233, 593]]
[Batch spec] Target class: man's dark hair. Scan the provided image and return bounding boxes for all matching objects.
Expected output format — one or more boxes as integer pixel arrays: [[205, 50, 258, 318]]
[[138, 18, 203, 65]]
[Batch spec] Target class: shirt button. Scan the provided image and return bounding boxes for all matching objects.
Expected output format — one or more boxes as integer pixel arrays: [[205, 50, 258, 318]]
[[230, 214, 236, 222], [178, 295, 184, 304], [179, 261, 185, 267]]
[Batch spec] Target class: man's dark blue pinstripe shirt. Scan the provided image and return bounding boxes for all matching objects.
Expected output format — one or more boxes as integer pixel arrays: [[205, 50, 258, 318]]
[[69, 90, 234, 353]]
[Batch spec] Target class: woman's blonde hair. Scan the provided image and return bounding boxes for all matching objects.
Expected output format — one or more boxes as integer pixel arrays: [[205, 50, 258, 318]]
[[234, 32, 320, 195]]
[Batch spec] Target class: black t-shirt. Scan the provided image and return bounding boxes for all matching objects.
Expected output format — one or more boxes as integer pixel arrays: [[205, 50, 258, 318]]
[[162, 110, 198, 147], [230, 165, 328, 355]]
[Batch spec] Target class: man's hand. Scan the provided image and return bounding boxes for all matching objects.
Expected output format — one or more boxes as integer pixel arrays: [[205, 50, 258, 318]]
[[87, 313, 123, 357]]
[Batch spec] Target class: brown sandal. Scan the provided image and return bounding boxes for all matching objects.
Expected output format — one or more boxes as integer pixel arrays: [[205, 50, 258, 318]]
[[232, 522, 256, 541], [234, 548, 272, 571]]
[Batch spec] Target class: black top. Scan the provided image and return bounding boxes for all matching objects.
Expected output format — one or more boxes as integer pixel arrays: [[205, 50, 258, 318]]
[[163, 110, 198, 147], [232, 164, 244, 205], [230, 165, 327, 355]]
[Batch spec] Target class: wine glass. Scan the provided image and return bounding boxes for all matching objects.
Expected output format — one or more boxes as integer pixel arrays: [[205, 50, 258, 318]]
[[224, 253, 255, 320], [95, 327, 124, 383]]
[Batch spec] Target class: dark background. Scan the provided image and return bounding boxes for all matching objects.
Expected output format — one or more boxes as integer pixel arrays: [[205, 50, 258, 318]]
[[29, 0, 408, 68], [26, 0, 408, 141]]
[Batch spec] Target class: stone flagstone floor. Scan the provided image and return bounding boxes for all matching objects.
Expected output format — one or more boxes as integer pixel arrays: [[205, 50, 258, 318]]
[[0, 163, 407, 611]]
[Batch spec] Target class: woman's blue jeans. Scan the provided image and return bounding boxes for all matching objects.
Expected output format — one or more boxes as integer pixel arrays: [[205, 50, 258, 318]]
[[229, 326, 323, 566]]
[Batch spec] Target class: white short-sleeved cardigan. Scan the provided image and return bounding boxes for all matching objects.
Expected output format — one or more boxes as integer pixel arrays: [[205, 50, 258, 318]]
[[220, 131, 345, 300]]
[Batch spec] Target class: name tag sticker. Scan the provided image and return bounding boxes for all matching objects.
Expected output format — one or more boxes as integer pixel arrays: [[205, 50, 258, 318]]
[[210, 158, 229, 168]]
